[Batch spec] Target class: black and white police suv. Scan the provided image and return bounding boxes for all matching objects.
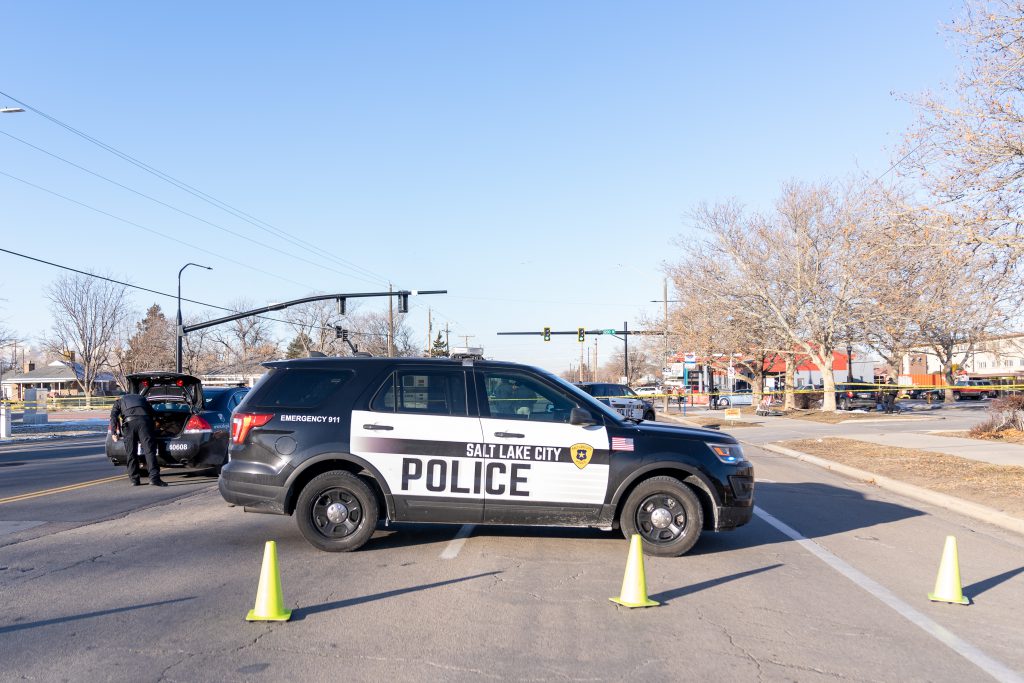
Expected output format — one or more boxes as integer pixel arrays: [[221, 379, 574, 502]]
[[219, 356, 754, 556]]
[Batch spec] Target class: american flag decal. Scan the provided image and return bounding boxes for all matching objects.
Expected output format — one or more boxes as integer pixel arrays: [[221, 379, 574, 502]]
[[611, 436, 634, 451]]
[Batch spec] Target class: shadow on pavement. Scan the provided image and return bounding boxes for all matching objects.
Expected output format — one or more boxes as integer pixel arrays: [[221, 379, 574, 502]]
[[649, 564, 783, 604], [365, 523, 611, 551], [290, 571, 501, 621], [0, 597, 196, 635], [963, 566, 1024, 599], [691, 481, 926, 555]]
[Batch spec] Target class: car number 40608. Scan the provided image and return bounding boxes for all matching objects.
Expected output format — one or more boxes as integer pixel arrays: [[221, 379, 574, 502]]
[[166, 443, 189, 452]]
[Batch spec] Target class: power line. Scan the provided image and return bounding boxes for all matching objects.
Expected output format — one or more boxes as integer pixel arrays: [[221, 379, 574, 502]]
[[0, 246, 345, 334], [0, 169, 317, 291], [0, 89, 392, 286], [0, 129, 386, 287]]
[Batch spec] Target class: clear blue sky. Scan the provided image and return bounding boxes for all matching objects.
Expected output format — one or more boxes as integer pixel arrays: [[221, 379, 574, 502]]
[[0, 1, 959, 373]]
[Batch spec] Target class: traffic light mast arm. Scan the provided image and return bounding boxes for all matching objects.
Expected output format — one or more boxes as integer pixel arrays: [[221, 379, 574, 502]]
[[182, 289, 446, 334]]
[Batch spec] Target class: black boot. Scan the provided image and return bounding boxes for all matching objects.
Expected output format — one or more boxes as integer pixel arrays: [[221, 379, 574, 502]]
[[150, 479, 168, 487]]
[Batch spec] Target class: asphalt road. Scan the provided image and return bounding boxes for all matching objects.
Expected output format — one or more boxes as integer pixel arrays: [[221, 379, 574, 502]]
[[0, 435, 1022, 682]]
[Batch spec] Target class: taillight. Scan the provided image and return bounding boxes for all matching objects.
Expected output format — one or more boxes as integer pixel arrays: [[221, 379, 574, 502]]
[[846, 391, 854, 398], [231, 413, 274, 445], [183, 414, 213, 433]]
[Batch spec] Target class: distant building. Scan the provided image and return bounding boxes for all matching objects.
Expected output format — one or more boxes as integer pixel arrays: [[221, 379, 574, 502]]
[[1, 360, 117, 400], [902, 333, 1024, 386]]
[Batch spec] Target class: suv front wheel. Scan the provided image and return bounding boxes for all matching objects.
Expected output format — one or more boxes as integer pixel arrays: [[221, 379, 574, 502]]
[[619, 476, 703, 557], [295, 471, 379, 552]]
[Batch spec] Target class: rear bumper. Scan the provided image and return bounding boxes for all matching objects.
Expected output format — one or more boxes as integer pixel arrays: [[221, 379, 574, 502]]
[[105, 433, 228, 468], [219, 463, 289, 514]]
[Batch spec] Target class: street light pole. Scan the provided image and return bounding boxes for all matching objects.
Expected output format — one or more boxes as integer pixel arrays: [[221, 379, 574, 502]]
[[176, 263, 212, 373]]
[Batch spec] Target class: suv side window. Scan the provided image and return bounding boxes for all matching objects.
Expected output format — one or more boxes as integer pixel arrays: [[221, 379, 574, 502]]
[[371, 370, 468, 416], [482, 370, 576, 423], [244, 368, 355, 409]]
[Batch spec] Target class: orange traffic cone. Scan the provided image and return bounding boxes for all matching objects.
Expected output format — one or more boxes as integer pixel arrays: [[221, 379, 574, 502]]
[[610, 534, 659, 608], [246, 541, 292, 621], [928, 536, 970, 605]]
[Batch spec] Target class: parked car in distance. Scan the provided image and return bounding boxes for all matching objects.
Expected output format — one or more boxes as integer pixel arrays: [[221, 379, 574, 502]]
[[835, 382, 880, 411], [633, 385, 661, 397], [953, 379, 993, 400], [574, 382, 656, 421], [105, 373, 249, 474], [712, 389, 754, 409]]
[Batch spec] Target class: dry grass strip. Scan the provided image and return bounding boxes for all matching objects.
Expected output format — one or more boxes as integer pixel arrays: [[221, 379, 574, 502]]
[[780, 437, 1024, 518]]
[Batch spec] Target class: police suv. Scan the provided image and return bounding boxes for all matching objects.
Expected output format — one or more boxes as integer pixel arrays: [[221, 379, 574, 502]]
[[219, 356, 754, 556]]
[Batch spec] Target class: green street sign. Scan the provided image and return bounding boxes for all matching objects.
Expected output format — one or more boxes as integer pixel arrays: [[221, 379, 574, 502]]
[[604, 329, 616, 334]]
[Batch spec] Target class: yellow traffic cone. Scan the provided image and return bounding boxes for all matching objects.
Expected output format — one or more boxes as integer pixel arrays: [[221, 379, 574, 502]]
[[246, 541, 292, 621], [928, 535, 970, 605], [609, 534, 659, 608]]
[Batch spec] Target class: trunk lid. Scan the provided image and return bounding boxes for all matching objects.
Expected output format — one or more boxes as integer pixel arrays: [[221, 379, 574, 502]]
[[127, 372, 204, 411]]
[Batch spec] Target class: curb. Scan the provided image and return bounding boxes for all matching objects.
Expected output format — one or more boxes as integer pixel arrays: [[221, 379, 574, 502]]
[[758, 442, 1024, 536]]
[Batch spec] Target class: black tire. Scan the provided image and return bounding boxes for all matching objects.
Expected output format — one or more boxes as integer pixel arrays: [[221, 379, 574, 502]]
[[643, 410, 656, 422], [953, 392, 961, 401], [716, 397, 729, 409], [839, 397, 851, 411], [295, 471, 379, 552], [619, 476, 703, 557]]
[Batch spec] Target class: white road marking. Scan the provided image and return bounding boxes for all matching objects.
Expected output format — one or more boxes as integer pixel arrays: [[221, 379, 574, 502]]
[[440, 524, 475, 560], [754, 506, 1022, 683]]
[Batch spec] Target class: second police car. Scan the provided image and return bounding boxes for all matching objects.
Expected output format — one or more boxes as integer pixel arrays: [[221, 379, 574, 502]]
[[219, 356, 754, 557]]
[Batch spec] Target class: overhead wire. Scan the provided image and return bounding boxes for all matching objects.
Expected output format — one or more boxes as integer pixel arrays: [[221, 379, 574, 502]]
[[0, 246, 366, 335], [0, 169, 318, 291], [0, 89, 393, 286], [0, 129, 386, 287]]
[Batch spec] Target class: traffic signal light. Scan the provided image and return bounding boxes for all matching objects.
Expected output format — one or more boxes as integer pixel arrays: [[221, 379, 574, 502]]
[[543, 326, 551, 342], [577, 327, 585, 343], [335, 326, 349, 342]]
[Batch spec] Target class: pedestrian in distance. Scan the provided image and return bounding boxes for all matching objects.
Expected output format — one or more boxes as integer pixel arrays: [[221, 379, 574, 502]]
[[109, 392, 167, 487], [882, 378, 898, 414]]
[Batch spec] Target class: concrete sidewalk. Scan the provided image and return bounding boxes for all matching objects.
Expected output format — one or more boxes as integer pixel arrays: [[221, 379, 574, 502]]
[[844, 432, 1024, 467]]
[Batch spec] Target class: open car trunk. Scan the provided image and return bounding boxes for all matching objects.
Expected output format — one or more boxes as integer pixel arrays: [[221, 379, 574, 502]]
[[126, 372, 204, 438], [152, 410, 191, 437]]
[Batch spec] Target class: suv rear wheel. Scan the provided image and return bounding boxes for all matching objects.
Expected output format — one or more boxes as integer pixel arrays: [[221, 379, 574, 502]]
[[296, 471, 379, 552], [619, 476, 703, 557]]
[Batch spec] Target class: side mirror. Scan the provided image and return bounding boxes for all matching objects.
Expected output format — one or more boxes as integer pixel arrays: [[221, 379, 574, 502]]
[[570, 407, 598, 426]]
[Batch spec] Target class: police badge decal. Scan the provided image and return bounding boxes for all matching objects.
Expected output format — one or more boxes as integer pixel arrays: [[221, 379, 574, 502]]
[[569, 443, 593, 469]]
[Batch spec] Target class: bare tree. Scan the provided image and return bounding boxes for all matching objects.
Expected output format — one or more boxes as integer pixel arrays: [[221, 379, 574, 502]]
[[674, 181, 884, 411], [349, 310, 417, 357], [901, 0, 1024, 255], [209, 299, 280, 373], [283, 298, 352, 357], [44, 274, 131, 402]]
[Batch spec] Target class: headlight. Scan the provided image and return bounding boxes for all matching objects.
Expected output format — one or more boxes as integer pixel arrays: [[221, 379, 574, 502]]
[[706, 442, 744, 464]]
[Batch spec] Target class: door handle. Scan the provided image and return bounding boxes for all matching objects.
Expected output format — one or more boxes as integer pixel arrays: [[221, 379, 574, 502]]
[[362, 424, 394, 431], [494, 431, 524, 438]]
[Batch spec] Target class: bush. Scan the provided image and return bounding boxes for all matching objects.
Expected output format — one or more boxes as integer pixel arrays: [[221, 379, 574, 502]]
[[979, 394, 1024, 433], [969, 417, 1001, 437]]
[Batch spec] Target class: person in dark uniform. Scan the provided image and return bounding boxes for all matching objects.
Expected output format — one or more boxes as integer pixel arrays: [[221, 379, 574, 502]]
[[110, 393, 167, 487], [882, 378, 898, 414]]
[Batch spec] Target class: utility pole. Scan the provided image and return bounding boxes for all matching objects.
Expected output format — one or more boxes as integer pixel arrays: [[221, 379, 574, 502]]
[[387, 283, 395, 357], [579, 340, 584, 382], [426, 308, 432, 356], [445, 323, 450, 352], [459, 335, 475, 347]]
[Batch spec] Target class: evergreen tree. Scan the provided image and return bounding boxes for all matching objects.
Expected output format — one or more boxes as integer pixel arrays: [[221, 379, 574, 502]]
[[124, 304, 175, 372], [429, 332, 449, 358], [286, 332, 313, 359]]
